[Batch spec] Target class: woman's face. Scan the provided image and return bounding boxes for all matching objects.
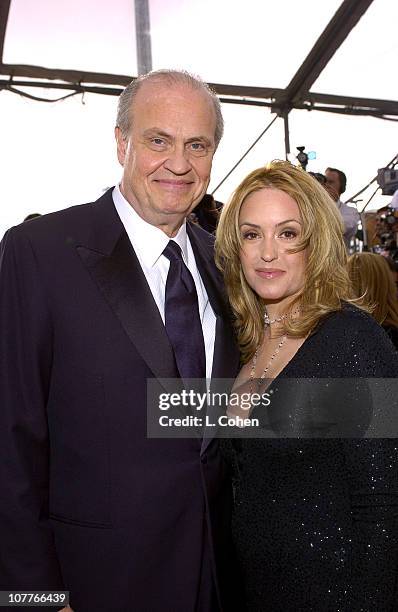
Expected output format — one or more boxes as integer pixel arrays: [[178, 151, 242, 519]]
[[239, 187, 307, 309]]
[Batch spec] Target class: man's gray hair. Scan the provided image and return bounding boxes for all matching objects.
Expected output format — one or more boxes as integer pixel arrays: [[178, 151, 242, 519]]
[[116, 69, 224, 147]]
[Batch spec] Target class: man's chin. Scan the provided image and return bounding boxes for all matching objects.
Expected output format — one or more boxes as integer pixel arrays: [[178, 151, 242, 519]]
[[155, 201, 198, 218]]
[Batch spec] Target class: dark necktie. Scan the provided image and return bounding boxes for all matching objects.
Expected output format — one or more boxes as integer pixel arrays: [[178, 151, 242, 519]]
[[163, 240, 206, 380]]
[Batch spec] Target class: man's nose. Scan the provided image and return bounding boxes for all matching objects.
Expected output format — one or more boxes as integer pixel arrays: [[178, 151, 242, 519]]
[[163, 145, 192, 174], [260, 235, 277, 262]]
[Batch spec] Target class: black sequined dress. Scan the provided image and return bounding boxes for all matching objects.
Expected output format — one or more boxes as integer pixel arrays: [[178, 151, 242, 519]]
[[222, 305, 398, 611]]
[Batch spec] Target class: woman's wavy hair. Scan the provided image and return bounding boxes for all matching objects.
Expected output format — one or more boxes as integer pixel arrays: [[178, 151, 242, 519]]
[[347, 252, 398, 328], [215, 160, 353, 362]]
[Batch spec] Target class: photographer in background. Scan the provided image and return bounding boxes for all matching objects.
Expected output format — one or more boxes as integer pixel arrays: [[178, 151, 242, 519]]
[[375, 205, 398, 261], [325, 167, 359, 249]]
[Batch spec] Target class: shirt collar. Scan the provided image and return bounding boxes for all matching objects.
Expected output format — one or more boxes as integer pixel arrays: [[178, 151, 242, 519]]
[[112, 184, 189, 267]]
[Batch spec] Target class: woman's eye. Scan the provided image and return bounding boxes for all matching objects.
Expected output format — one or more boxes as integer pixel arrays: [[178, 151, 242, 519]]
[[279, 229, 298, 240], [242, 231, 259, 240]]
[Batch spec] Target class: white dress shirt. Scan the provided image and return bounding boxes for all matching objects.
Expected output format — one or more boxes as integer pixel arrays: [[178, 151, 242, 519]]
[[337, 199, 360, 248], [390, 189, 398, 209], [112, 185, 216, 380]]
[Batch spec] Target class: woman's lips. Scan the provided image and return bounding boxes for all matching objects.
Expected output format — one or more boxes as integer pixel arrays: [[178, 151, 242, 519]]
[[255, 269, 285, 279]]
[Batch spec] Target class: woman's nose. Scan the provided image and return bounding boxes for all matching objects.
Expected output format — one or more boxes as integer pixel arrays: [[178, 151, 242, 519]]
[[260, 236, 277, 262]]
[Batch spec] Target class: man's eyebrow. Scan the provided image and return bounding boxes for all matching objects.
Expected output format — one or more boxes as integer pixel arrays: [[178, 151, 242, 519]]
[[142, 129, 213, 145], [142, 128, 171, 139], [185, 136, 213, 145]]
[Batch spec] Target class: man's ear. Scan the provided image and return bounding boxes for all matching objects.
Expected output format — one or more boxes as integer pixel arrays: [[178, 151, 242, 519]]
[[115, 127, 127, 166]]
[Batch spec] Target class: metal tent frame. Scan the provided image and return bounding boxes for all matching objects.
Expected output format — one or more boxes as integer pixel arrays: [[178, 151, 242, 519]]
[[1, 0, 397, 163]]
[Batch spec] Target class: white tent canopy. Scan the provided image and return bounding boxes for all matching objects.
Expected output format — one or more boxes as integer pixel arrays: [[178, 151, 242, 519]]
[[0, 0, 397, 235]]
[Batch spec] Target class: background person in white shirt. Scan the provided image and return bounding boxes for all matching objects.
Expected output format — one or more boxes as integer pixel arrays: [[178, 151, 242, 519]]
[[325, 166, 360, 249]]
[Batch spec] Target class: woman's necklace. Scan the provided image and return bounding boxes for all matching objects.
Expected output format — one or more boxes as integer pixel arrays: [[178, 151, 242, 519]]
[[263, 306, 300, 326], [249, 308, 300, 393], [263, 312, 288, 325], [249, 334, 287, 391]]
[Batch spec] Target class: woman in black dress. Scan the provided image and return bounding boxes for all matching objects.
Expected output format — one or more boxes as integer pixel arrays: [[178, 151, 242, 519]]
[[215, 160, 398, 611]]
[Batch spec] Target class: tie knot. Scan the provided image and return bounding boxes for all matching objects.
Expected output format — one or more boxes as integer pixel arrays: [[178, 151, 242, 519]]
[[163, 240, 184, 263]]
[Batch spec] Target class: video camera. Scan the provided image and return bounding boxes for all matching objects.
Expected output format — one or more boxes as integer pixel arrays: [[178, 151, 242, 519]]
[[296, 146, 308, 170], [377, 167, 398, 196], [296, 147, 326, 185]]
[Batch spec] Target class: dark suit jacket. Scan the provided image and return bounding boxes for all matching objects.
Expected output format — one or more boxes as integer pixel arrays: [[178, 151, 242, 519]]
[[0, 189, 240, 612]]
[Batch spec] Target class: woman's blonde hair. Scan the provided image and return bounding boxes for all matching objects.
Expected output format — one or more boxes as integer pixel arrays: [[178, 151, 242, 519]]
[[215, 160, 353, 362], [347, 252, 398, 328]]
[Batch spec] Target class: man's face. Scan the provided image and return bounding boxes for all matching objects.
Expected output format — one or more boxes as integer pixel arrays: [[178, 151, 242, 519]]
[[115, 81, 217, 235], [325, 170, 341, 202]]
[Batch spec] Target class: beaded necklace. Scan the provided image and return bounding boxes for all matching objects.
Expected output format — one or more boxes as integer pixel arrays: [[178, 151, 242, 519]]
[[249, 334, 287, 391], [249, 308, 300, 391]]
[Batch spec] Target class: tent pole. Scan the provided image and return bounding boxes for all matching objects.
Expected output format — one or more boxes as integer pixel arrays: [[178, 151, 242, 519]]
[[283, 110, 290, 161], [135, 0, 152, 75]]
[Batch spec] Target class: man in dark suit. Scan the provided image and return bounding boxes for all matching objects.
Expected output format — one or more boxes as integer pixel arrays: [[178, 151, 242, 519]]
[[0, 70, 239, 612]]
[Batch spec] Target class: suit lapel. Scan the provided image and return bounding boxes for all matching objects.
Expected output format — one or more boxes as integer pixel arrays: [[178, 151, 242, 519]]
[[187, 223, 240, 379], [75, 190, 179, 388], [187, 223, 224, 318], [187, 224, 240, 454], [75, 195, 239, 450]]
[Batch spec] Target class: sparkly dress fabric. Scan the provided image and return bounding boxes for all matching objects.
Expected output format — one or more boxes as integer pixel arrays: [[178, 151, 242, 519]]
[[384, 324, 398, 350], [223, 305, 398, 612]]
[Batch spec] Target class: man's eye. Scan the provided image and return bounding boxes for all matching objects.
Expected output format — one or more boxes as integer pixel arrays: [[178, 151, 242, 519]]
[[151, 138, 166, 146], [188, 142, 206, 153]]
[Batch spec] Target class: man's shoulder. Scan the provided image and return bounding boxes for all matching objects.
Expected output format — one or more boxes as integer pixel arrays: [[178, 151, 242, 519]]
[[340, 200, 359, 215], [6, 189, 115, 245], [17, 202, 94, 234], [187, 220, 215, 249]]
